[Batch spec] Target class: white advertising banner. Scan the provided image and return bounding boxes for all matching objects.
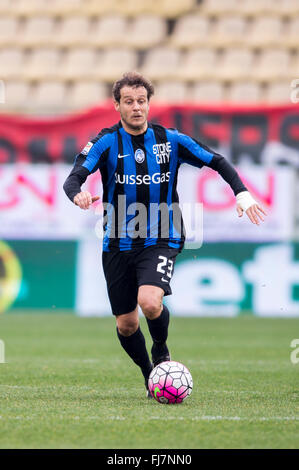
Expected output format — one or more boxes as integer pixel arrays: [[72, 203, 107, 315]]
[[76, 240, 299, 317], [0, 164, 102, 239], [177, 164, 295, 242], [0, 163, 294, 241]]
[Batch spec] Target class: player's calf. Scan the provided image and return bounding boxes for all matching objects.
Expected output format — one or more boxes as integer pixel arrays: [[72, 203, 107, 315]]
[[145, 304, 171, 366]]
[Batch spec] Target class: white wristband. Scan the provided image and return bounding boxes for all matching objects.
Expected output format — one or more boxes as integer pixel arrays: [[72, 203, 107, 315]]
[[236, 191, 257, 212]]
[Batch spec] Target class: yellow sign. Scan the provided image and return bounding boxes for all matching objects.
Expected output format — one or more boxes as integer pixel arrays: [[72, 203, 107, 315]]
[[0, 241, 22, 313]]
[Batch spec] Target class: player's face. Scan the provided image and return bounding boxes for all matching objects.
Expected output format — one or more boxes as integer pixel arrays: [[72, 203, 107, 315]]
[[114, 86, 149, 134]]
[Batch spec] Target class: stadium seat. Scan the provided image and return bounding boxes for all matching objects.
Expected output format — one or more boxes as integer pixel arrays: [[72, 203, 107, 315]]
[[271, 0, 299, 17], [0, 0, 11, 15], [14, 0, 84, 17], [125, 16, 167, 50], [20, 16, 56, 48], [228, 82, 262, 103], [169, 15, 211, 48], [0, 48, 24, 80], [191, 82, 225, 103], [88, 15, 127, 48], [141, 47, 181, 80], [0, 17, 20, 47], [210, 16, 247, 48], [14, 0, 45, 16], [93, 48, 138, 82], [1, 81, 31, 111], [284, 18, 299, 49], [0, 0, 296, 111], [33, 81, 67, 112], [153, 81, 189, 103], [217, 49, 254, 82], [247, 16, 284, 48], [23, 48, 61, 81], [289, 53, 299, 80], [84, 0, 127, 16], [178, 48, 218, 81], [237, 0, 274, 16], [199, 0, 240, 16], [254, 49, 291, 82], [67, 81, 108, 110], [114, 0, 152, 16], [149, 0, 196, 18], [59, 48, 98, 81], [265, 81, 293, 103], [54, 16, 91, 47], [46, 0, 86, 17]]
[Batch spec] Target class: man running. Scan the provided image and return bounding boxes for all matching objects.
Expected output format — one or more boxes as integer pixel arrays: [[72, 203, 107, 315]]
[[63, 72, 266, 397]]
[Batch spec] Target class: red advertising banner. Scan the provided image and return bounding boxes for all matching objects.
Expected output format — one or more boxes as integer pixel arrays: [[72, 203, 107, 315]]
[[0, 103, 298, 165]]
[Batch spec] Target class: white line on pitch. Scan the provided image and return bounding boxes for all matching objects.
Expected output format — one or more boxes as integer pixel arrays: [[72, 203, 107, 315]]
[[0, 415, 298, 422]]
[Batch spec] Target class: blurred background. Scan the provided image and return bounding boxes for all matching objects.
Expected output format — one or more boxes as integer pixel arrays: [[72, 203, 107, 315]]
[[0, 0, 298, 317]]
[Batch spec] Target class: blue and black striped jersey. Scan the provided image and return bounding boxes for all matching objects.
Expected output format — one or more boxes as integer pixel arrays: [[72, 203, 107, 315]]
[[63, 121, 247, 252]]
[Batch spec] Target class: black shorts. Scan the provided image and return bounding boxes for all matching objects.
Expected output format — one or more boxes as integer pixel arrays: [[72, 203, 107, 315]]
[[102, 245, 180, 316]]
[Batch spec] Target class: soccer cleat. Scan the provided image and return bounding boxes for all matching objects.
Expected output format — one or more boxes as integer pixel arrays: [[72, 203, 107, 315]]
[[145, 363, 154, 399], [145, 379, 153, 399], [151, 342, 171, 367], [146, 386, 153, 399]]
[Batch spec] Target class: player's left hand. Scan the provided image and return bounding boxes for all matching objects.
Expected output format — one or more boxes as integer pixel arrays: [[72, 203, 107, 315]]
[[237, 203, 267, 225]]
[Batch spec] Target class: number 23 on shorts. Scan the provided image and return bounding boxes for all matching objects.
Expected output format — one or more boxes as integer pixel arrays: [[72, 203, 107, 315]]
[[156, 255, 174, 283]]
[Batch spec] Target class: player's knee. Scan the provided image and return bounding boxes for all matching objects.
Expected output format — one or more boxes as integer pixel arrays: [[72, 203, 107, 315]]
[[138, 297, 162, 320], [116, 319, 139, 337]]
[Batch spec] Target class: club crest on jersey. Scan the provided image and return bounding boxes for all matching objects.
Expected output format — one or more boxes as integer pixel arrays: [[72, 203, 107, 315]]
[[134, 148, 145, 164], [81, 141, 93, 156]]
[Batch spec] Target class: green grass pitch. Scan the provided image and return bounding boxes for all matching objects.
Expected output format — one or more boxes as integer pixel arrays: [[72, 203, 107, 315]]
[[0, 313, 298, 449]]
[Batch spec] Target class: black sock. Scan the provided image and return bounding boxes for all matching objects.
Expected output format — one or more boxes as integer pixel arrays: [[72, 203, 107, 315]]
[[116, 326, 152, 380], [146, 304, 170, 345]]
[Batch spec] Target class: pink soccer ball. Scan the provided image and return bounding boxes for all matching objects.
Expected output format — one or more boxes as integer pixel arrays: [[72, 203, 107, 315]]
[[148, 361, 193, 404]]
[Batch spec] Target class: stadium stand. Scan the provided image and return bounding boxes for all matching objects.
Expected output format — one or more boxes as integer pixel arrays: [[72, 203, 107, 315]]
[[89, 15, 128, 48], [93, 48, 138, 82], [33, 81, 67, 112], [23, 48, 61, 81], [20, 16, 56, 48], [153, 81, 189, 103], [0, 48, 24, 80], [200, 0, 240, 16], [265, 80, 294, 103], [169, 15, 211, 48], [285, 17, 299, 49], [254, 49, 292, 82], [247, 16, 285, 48], [217, 48, 254, 82], [53, 16, 91, 47], [67, 81, 108, 109], [125, 15, 167, 49], [178, 48, 218, 81], [227, 81, 262, 103], [191, 81, 225, 102], [0, 0, 297, 112], [4, 81, 31, 111], [209, 16, 247, 48], [59, 48, 98, 81], [149, 0, 196, 18], [141, 47, 181, 81], [0, 17, 19, 47]]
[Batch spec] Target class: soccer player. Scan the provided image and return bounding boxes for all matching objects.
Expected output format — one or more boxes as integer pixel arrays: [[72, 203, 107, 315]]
[[63, 72, 266, 397]]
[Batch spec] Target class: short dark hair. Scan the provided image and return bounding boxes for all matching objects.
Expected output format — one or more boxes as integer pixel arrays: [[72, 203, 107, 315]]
[[112, 72, 154, 103]]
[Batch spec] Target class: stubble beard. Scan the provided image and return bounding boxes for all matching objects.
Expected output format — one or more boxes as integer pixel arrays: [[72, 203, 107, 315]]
[[121, 114, 148, 133]]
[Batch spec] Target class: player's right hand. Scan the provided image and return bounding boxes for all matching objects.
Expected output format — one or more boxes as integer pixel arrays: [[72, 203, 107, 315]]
[[73, 191, 100, 210]]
